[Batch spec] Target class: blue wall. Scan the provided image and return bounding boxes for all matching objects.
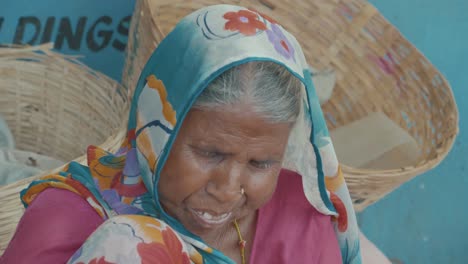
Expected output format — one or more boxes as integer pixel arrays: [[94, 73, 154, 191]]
[[1, 1, 466, 263]]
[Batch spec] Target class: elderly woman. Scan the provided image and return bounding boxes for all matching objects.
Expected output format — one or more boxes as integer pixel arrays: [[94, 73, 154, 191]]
[[1, 5, 362, 264]]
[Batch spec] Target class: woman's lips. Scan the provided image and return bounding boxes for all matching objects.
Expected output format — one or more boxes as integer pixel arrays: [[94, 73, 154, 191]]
[[189, 208, 233, 227]]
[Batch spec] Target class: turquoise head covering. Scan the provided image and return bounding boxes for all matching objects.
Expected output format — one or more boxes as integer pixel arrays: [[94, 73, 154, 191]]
[[22, 4, 361, 264]]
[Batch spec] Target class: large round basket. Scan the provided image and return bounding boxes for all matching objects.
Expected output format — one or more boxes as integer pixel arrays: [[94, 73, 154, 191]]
[[0, 44, 129, 254], [123, 0, 458, 212]]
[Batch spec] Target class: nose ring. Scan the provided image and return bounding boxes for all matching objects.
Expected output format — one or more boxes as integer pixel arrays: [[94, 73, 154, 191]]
[[240, 187, 245, 195]]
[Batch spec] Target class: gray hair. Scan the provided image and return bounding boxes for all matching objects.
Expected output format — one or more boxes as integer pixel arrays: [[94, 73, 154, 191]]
[[193, 61, 303, 124]]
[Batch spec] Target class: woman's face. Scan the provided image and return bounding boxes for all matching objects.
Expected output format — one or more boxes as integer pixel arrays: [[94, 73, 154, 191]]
[[158, 102, 292, 238]]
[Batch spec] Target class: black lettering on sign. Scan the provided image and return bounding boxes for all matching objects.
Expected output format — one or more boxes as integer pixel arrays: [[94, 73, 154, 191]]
[[40, 17, 55, 44], [14, 16, 41, 45], [55, 17, 87, 50], [8, 15, 131, 52], [112, 15, 131, 51], [87, 16, 113, 52]]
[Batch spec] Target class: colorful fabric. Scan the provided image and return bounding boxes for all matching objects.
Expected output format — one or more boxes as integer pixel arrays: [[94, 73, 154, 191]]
[[70, 215, 197, 264], [21, 4, 361, 263]]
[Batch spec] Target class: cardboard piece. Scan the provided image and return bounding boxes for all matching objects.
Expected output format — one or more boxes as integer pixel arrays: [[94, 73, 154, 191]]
[[330, 112, 421, 170]]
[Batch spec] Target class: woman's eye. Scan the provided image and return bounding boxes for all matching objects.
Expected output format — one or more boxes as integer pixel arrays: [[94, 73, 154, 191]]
[[203, 151, 217, 157], [251, 160, 273, 169], [197, 150, 219, 158]]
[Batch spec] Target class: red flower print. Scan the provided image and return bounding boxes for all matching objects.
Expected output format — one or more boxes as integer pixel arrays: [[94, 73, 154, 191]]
[[138, 242, 174, 264], [161, 229, 190, 263], [248, 8, 278, 24], [330, 192, 348, 232], [137, 229, 190, 264], [223, 10, 267, 36], [77, 256, 115, 264]]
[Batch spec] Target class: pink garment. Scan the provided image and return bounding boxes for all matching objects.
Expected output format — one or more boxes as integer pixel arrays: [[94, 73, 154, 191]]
[[1, 170, 341, 264], [250, 169, 342, 264], [0, 188, 104, 264]]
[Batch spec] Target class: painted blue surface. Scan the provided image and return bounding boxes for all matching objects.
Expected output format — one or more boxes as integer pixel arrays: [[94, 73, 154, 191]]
[[359, 1, 468, 263], [0, 0, 134, 81], [2, 0, 467, 263]]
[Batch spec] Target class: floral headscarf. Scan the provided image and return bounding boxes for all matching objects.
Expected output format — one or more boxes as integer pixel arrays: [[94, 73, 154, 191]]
[[22, 4, 361, 264]]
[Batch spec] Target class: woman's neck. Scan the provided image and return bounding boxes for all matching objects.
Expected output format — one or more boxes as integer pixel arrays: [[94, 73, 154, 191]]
[[202, 211, 258, 263]]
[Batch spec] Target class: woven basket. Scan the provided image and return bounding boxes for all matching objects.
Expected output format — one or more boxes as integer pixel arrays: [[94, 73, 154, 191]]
[[123, 0, 458, 212], [0, 44, 129, 254]]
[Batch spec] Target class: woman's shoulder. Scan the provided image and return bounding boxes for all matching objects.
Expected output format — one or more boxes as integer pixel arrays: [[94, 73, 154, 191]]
[[26, 188, 104, 227], [1, 188, 103, 264], [258, 168, 334, 227], [272, 168, 331, 218], [251, 169, 341, 263]]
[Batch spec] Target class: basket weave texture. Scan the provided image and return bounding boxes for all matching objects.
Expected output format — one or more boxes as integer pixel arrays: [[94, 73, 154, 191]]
[[122, 0, 458, 212], [0, 44, 129, 254]]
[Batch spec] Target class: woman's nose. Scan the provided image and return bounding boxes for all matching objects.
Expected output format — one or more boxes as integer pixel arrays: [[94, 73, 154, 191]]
[[206, 163, 244, 204]]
